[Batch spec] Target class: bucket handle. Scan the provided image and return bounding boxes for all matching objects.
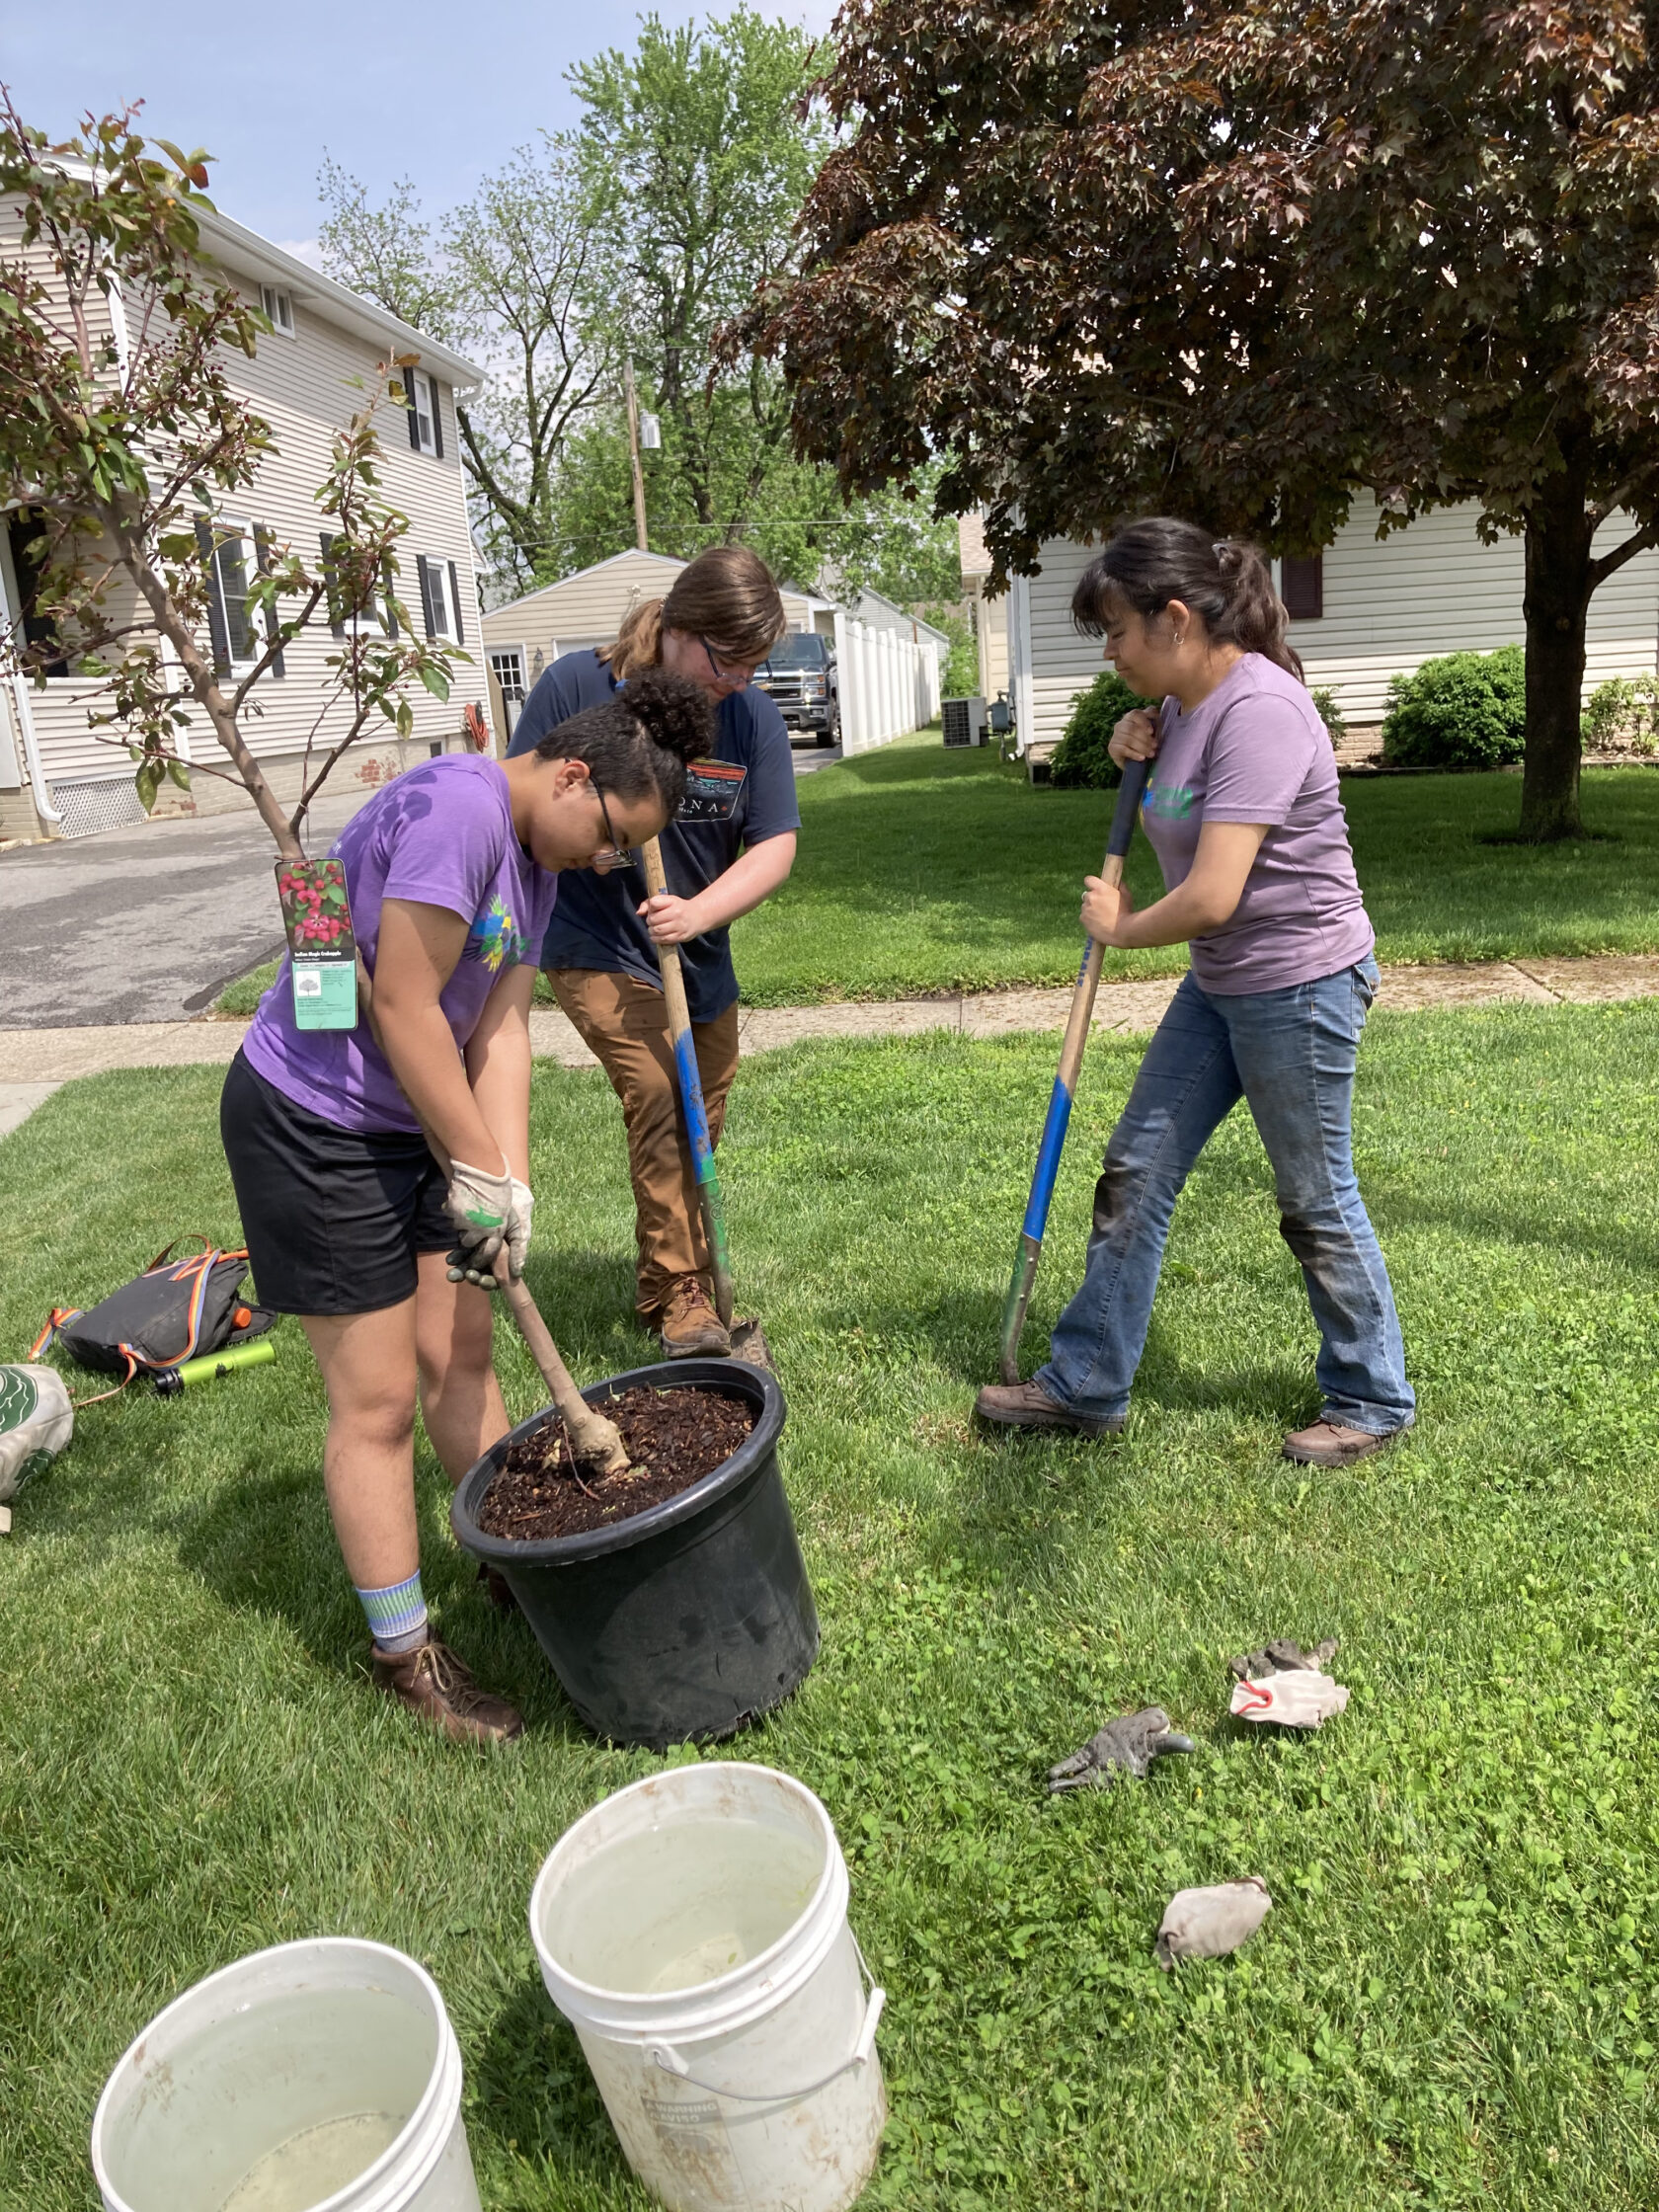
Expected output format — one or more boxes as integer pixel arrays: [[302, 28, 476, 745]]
[[651, 1936, 886, 2105]]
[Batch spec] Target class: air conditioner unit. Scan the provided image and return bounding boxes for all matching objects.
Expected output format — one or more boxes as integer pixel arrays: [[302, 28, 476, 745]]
[[942, 695, 988, 748]]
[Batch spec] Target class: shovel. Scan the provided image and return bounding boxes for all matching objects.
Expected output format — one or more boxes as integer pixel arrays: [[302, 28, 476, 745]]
[[494, 1256, 632, 1479], [640, 836, 774, 1372]]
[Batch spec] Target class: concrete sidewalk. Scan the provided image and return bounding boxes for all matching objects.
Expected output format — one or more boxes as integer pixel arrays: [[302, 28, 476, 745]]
[[3, 953, 1657, 1141]]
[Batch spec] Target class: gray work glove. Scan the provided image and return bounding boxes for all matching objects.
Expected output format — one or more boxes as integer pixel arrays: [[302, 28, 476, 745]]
[[1226, 1636, 1338, 1683], [1048, 1706, 1196, 1793], [1155, 1877, 1272, 1969], [444, 1162, 533, 1287]]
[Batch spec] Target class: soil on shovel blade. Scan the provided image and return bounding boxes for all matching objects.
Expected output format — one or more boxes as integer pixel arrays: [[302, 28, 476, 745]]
[[479, 1385, 755, 1541]]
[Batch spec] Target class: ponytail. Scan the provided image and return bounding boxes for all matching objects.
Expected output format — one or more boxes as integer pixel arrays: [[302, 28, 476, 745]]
[[1070, 517, 1304, 681], [603, 597, 665, 681]]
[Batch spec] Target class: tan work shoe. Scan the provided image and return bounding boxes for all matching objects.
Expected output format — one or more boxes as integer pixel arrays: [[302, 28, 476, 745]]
[[1282, 1419, 1405, 1466], [974, 1380, 1126, 1438], [371, 1637, 523, 1745], [659, 1275, 731, 1359]]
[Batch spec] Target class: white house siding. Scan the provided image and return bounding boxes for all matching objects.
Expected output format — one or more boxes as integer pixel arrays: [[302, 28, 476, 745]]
[[1015, 499, 1659, 753], [9, 233, 482, 834]]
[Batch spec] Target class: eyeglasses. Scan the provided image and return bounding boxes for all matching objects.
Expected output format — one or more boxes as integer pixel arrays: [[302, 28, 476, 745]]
[[699, 634, 758, 687], [592, 783, 629, 863]]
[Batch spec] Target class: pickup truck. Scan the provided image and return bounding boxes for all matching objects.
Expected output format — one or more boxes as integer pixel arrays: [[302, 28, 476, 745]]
[[753, 631, 839, 746]]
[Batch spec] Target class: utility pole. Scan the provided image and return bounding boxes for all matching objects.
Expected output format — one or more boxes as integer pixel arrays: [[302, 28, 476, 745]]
[[623, 359, 650, 554]]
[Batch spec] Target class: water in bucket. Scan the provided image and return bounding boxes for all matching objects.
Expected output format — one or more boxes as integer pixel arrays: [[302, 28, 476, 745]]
[[553, 1815, 824, 1993]]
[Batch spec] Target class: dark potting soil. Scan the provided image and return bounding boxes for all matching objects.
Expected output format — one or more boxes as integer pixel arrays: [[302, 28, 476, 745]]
[[479, 1385, 756, 1541]]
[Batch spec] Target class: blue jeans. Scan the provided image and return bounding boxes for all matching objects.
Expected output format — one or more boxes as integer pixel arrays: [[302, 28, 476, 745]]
[[1037, 960, 1414, 1433]]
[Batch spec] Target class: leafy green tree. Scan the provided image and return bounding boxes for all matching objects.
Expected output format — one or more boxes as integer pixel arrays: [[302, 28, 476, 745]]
[[318, 139, 607, 593], [569, 7, 829, 545], [747, 0, 1659, 839], [0, 100, 459, 857]]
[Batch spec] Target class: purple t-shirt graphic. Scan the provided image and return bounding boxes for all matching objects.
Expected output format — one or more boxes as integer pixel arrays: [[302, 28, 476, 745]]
[[242, 755, 559, 1134], [1139, 654, 1375, 994]]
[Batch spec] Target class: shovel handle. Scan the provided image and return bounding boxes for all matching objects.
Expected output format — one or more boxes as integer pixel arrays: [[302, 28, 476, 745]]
[[496, 1260, 628, 1475], [641, 836, 736, 1327]]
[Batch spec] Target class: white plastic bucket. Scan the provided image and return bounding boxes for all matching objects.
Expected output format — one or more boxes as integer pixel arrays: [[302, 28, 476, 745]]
[[530, 1762, 886, 2212], [90, 1937, 482, 2212]]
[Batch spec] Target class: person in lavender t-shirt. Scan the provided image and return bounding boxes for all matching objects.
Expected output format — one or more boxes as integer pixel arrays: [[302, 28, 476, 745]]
[[976, 519, 1414, 1463], [220, 672, 713, 1745]]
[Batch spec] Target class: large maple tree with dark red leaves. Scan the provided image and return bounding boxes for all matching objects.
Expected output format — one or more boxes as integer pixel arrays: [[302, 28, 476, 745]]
[[745, 0, 1659, 837]]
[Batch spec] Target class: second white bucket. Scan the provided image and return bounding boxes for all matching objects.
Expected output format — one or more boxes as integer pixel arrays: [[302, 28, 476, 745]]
[[530, 1762, 886, 2212], [90, 1936, 481, 2212]]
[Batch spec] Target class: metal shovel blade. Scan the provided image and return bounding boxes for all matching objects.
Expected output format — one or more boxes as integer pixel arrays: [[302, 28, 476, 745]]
[[728, 1318, 775, 1374]]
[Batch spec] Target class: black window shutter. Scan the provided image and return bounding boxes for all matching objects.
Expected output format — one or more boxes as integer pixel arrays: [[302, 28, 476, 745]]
[[253, 523, 285, 676], [416, 555, 437, 639], [1281, 554, 1323, 621], [380, 557, 399, 638], [194, 517, 232, 676], [319, 531, 346, 638], [447, 559, 465, 645], [405, 370, 423, 452], [432, 378, 443, 460]]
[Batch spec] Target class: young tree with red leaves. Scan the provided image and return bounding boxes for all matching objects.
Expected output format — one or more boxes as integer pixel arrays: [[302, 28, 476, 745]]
[[748, 0, 1659, 838], [0, 99, 461, 861]]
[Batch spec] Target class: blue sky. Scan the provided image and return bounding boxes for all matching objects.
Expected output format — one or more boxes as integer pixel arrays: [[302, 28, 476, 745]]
[[1, 1, 837, 255]]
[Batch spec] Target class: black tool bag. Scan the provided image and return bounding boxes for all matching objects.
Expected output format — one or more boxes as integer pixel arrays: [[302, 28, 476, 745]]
[[33, 1238, 276, 1396]]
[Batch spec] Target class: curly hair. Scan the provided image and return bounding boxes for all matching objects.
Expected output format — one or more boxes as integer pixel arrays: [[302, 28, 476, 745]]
[[532, 668, 713, 815]]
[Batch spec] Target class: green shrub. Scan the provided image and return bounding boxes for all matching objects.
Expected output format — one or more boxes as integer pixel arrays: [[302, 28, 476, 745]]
[[1308, 684, 1347, 743], [1583, 673, 1659, 756], [1382, 645, 1526, 768], [1050, 670, 1156, 788]]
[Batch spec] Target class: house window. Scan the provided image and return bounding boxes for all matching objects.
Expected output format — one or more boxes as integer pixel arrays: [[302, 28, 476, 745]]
[[4, 510, 69, 677], [207, 523, 256, 665], [260, 284, 295, 336], [406, 367, 440, 457], [489, 647, 527, 733], [417, 554, 466, 644], [1281, 554, 1323, 620]]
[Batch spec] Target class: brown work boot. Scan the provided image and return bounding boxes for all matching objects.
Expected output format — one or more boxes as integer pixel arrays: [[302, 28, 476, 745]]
[[371, 1636, 524, 1745], [974, 1380, 1126, 1439], [1282, 1419, 1406, 1467], [658, 1275, 731, 1359]]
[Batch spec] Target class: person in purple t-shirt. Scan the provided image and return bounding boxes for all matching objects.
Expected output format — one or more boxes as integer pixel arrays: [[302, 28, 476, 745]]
[[976, 519, 1414, 1463], [220, 672, 713, 1745]]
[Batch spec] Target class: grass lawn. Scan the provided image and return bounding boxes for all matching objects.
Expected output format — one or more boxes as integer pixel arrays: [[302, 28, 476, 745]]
[[216, 745, 1659, 1016], [6, 1005, 1659, 2207]]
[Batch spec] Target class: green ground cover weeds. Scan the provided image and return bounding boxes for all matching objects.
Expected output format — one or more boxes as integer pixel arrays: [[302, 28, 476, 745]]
[[217, 744, 1659, 1015], [5, 1004, 1659, 2206]]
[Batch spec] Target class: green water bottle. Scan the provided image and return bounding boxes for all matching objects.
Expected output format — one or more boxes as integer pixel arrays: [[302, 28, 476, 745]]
[[153, 1340, 276, 1398]]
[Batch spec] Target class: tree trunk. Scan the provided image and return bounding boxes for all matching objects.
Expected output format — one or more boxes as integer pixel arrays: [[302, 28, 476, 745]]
[[1519, 465, 1595, 841]]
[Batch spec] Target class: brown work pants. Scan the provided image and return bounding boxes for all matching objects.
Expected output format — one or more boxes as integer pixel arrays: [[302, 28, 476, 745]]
[[549, 967, 742, 1322]]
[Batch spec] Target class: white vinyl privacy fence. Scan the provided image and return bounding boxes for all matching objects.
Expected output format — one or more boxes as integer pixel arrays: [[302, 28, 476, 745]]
[[832, 613, 942, 754]]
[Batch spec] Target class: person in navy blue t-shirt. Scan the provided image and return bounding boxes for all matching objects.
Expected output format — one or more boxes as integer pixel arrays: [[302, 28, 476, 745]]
[[506, 546, 800, 1355]]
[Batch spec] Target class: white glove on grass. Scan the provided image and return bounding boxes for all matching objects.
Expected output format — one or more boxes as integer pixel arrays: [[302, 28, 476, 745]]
[[444, 1162, 533, 1286]]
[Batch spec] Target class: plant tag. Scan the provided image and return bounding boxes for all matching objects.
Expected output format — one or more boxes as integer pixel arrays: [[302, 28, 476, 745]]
[[276, 858, 359, 1030]]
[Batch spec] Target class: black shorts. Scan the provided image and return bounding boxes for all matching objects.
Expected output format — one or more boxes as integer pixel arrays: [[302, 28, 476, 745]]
[[221, 1054, 453, 1315]]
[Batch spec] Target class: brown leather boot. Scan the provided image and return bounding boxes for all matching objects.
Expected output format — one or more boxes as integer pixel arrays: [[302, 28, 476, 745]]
[[974, 1380, 1126, 1438], [658, 1275, 731, 1359], [1282, 1419, 1406, 1466], [370, 1637, 523, 1745]]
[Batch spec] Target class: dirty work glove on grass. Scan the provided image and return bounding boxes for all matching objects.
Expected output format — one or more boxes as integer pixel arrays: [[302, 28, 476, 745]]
[[444, 1163, 533, 1287], [1227, 1636, 1338, 1682], [1156, 1878, 1272, 1969], [1049, 1706, 1196, 1792], [1229, 1670, 1349, 1729]]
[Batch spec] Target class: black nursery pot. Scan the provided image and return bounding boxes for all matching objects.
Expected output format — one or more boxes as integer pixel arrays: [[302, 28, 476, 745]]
[[450, 1358, 819, 1750]]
